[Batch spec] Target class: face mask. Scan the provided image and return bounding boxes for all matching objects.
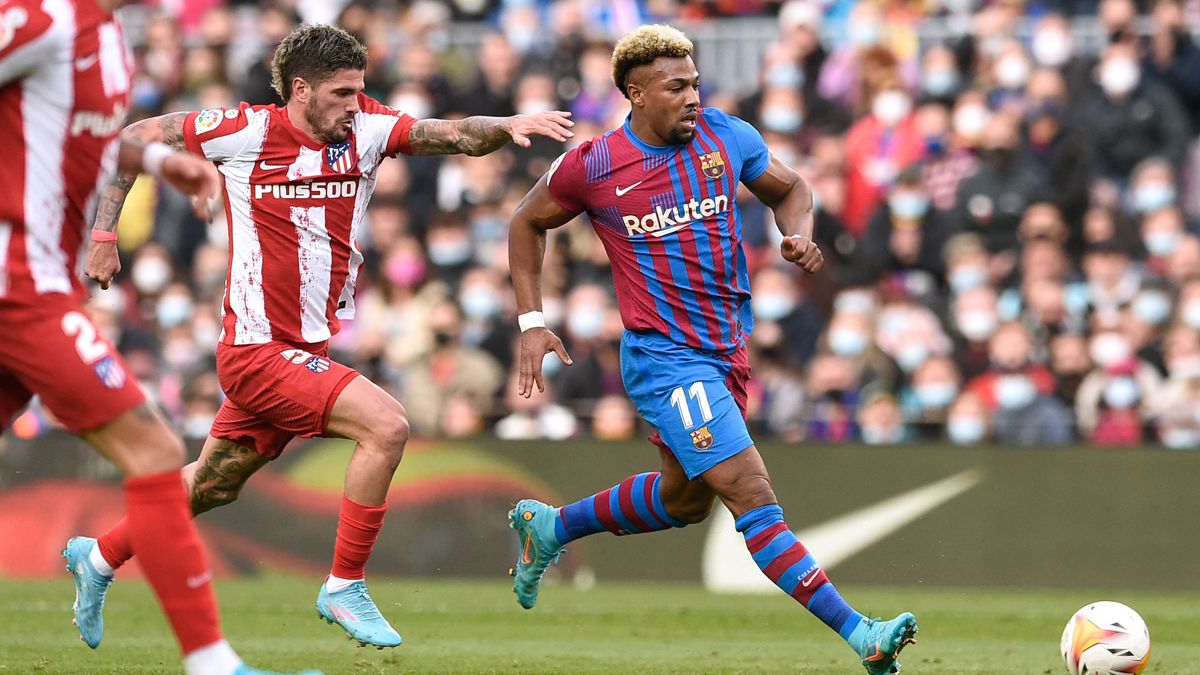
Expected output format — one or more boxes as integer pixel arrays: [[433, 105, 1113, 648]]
[[1132, 183, 1176, 213], [157, 294, 193, 328], [183, 414, 216, 439], [567, 307, 605, 339], [889, 192, 930, 219], [895, 343, 929, 372], [872, 91, 911, 127], [1183, 301, 1200, 329], [471, 216, 507, 241], [1168, 354, 1200, 379], [1090, 333, 1132, 367], [1032, 31, 1072, 67], [1132, 291, 1172, 325], [861, 423, 903, 445], [752, 293, 796, 321], [1099, 58, 1139, 97], [957, 310, 997, 342], [953, 105, 989, 139], [829, 328, 869, 356], [982, 146, 1017, 170], [428, 239, 472, 267], [132, 258, 172, 294], [386, 256, 425, 286], [506, 26, 537, 53], [850, 22, 881, 47], [517, 99, 556, 116], [925, 135, 947, 155], [390, 93, 431, 120], [193, 319, 220, 347], [765, 64, 804, 89], [762, 107, 803, 134], [947, 416, 986, 444], [995, 374, 1037, 410], [460, 288, 501, 319], [835, 291, 875, 315], [1162, 427, 1199, 449], [994, 56, 1030, 89], [1143, 231, 1180, 257], [915, 382, 958, 409], [922, 69, 960, 97], [949, 266, 987, 293], [162, 338, 198, 371], [541, 351, 564, 376], [1103, 377, 1140, 409]]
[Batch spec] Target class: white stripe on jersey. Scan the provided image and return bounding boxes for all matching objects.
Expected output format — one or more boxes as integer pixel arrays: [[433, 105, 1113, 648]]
[[293, 205, 332, 343], [0, 221, 10, 296], [21, 0, 74, 295], [337, 167, 375, 320], [215, 109, 270, 344]]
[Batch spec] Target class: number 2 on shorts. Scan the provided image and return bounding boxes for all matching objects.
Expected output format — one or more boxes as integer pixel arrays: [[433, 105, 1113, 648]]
[[62, 311, 109, 364], [670, 381, 713, 429]]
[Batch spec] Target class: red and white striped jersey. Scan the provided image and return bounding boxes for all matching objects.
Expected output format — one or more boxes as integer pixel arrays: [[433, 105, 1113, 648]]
[[0, 0, 131, 302], [182, 95, 415, 346]]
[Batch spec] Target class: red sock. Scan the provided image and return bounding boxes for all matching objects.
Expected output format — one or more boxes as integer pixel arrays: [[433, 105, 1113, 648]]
[[96, 517, 133, 570], [124, 471, 222, 654], [330, 495, 387, 580]]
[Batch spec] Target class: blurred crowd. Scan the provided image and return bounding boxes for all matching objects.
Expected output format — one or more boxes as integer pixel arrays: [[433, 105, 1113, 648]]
[[16, 0, 1200, 449]]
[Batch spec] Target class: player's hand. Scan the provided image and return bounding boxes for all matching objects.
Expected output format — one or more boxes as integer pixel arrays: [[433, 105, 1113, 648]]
[[518, 327, 573, 397], [86, 241, 121, 290], [159, 152, 221, 221], [508, 111, 575, 148], [781, 234, 824, 273]]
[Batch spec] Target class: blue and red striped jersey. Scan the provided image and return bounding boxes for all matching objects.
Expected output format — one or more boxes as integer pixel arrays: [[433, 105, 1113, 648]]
[[547, 108, 770, 354]]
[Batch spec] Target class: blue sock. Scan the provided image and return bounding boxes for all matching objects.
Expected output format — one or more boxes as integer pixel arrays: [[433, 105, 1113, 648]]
[[735, 504, 865, 641], [554, 472, 685, 544]]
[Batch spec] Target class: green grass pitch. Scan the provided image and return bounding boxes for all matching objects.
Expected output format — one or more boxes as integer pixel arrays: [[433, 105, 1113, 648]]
[[3, 576, 1199, 674]]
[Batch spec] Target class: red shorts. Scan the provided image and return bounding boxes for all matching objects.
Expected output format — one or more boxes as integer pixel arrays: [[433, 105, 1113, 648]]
[[0, 295, 144, 434], [212, 340, 358, 459]]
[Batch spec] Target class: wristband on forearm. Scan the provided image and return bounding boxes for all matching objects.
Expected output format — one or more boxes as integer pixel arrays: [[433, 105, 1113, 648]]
[[518, 311, 545, 332]]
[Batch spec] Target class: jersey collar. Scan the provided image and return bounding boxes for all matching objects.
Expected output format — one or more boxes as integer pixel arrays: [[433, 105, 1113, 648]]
[[622, 114, 686, 156]]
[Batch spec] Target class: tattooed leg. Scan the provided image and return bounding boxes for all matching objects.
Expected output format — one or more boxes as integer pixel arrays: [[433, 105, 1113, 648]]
[[183, 437, 270, 516]]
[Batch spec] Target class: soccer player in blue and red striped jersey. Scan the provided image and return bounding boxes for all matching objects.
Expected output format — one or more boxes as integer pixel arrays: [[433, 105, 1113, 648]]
[[506, 25, 918, 674]]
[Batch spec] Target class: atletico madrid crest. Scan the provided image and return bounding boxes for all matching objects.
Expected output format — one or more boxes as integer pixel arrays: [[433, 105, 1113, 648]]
[[700, 151, 725, 180], [326, 141, 353, 174], [691, 426, 714, 450]]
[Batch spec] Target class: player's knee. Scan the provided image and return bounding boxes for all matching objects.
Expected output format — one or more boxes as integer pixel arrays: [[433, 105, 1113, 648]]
[[190, 481, 243, 514], [368, 409, 409, 465], [721, 472, 776, 512], [111, 405, 187, 476]]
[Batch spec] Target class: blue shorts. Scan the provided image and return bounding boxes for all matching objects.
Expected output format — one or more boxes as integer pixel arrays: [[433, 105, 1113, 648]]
[[620, 331, 754, 479]]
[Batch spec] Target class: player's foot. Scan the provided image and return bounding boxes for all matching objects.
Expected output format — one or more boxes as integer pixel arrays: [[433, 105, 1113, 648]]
[[507, 499, 564, 610], [62, 536, 113, 649], [233, 666, 324, 675], [315, 581, 402, 649], [849, 612, 919, 675]]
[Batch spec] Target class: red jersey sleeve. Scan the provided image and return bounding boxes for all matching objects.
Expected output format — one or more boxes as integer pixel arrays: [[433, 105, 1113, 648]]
[[545, 144, 590, 216], [0, 0, 62, 87], [357, 94, 416, 158], [182, 103, 254, 160]]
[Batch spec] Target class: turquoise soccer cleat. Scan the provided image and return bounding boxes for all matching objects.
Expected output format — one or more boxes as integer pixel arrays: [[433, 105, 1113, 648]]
[[315, 581, 402, 648], [62, 536, 113, 649], [850, 612, 919, 674], [233, 666, 323, 675], [507, 499, 564, 610]]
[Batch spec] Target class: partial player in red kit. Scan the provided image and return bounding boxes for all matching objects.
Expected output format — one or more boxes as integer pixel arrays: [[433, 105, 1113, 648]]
[[71, 23, 574, 649], [0, 1, 316, 674]]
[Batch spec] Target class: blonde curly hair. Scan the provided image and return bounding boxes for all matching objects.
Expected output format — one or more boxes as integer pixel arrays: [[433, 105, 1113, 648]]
[[611, 25, 694, 99]]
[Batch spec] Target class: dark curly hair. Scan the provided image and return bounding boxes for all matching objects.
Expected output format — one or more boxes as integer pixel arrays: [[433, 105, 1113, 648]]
[[271, 24, 368, 102]]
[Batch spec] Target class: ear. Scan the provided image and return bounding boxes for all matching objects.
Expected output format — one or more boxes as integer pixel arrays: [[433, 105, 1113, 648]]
[[626, 81, 644, 108], [291, 76, 310, 103]]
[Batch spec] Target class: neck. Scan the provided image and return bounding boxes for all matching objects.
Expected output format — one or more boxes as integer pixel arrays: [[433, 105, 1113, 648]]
[[98, 0, 129, 10], [285, 100, 322, 144], [628, 111, 671, 146]]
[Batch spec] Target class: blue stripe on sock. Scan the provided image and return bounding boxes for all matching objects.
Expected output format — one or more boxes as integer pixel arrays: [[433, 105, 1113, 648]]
[[840, 611, 867, 641], [776, 554, 817, 595], [807, 584, 860, 638], [750, 530, 796, 568], [648, 474, 685, 527], [560, 494, 605, 543], [734, 504, 784, 535], [553, 511, 568, 543], [607, 484, 638, 534], [627, 473, 659, 531]]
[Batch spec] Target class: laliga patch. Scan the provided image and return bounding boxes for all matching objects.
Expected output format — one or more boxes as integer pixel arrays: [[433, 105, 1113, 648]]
[[92, 355, 127, 389], [193, 109, 222, 135], [691, 425, 714, 450]]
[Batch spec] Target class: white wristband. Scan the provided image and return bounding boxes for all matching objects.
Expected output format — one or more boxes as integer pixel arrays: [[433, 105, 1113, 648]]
[[518, 311, 546, 332], [142, 142, 174, 178]]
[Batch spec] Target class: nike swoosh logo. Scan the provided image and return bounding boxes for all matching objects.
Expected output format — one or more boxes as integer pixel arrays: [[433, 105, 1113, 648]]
[[615, 181, 643, 197], [800, 568, 821, 587], [702, 468, 984, 593], [259, 160, 287, 171], [186, 571, 212, 589], [74, 54, 99, 71], [647, 223, 688, 238], [521, 534, 533, 565]]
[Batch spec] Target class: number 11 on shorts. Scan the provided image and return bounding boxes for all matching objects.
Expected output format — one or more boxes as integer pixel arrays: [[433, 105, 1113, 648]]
[[670, 381, 713, 429]]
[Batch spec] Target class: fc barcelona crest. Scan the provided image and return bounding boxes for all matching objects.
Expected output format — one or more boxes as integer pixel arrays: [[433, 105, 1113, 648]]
[[691, 426, 714, 450], [700, 151, 725, 180]]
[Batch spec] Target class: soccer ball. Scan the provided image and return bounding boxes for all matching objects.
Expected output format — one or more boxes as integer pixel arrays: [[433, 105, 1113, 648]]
[[1060, 601, 1151, 675]]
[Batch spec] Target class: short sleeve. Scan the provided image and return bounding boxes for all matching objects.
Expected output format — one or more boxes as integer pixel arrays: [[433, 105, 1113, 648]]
[[723, 113, 770, 184], [545, 145, 588, 215], [356, 94, 417, 158], [0, 1, 65, 87], [183, 104, 254, 162]]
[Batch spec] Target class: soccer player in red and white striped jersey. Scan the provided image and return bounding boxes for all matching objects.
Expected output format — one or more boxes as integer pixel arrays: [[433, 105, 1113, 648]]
[[1, 1, 313, 674], [75, 24, 574, 649]]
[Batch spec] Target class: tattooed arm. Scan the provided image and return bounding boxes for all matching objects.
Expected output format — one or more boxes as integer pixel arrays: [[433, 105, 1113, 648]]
[[95, 113, 192, 235], [407, 111, 574, 157]]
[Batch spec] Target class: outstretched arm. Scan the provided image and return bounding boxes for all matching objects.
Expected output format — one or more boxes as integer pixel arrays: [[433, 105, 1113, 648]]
[[509, 175, 578, 397], [745, 153, 824, 273], [408, 111, 574, 157]]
